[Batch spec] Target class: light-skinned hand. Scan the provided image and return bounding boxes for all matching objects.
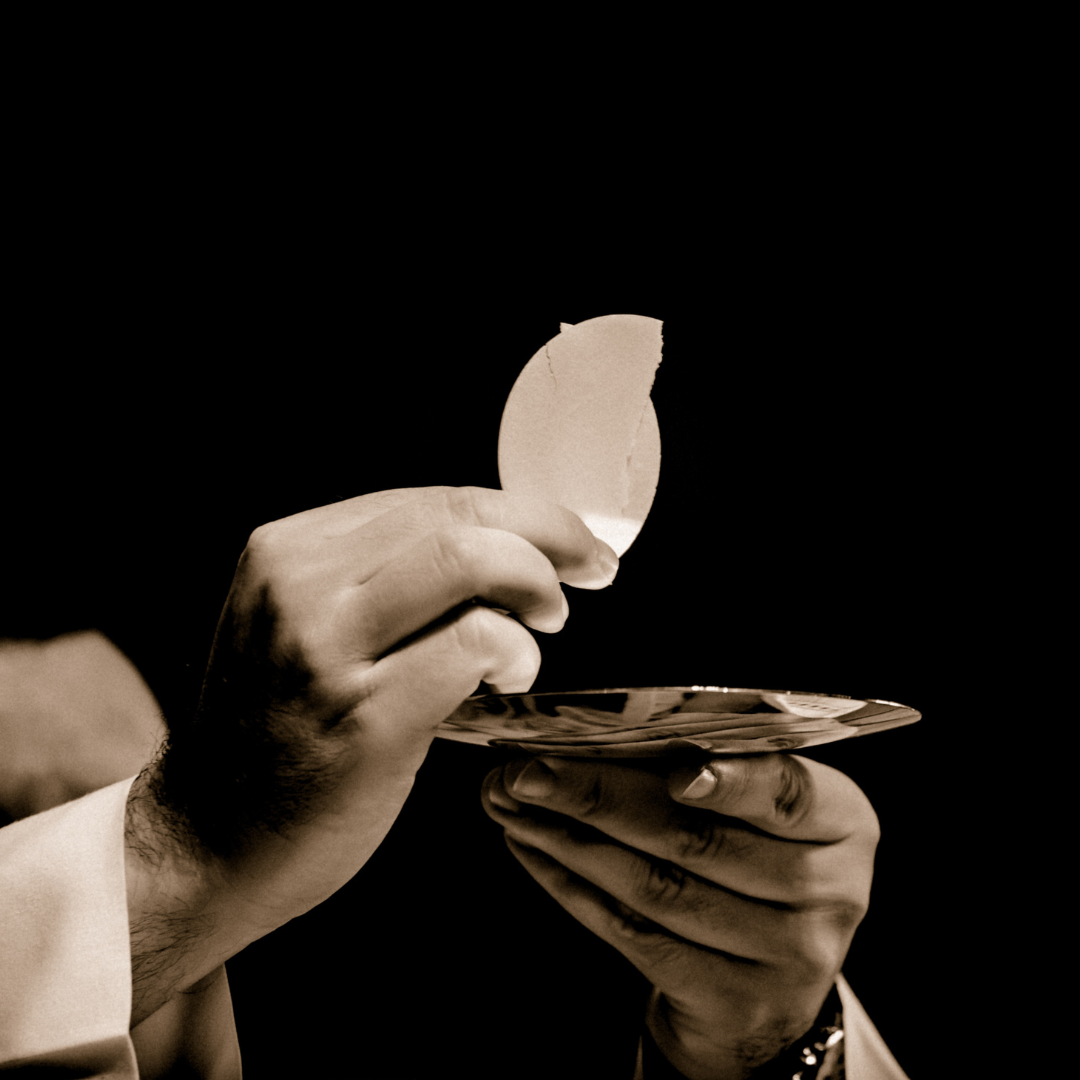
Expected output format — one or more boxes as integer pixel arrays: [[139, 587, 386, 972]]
[[125, 487, 617, 1025], [482, 752, 879, 1080]]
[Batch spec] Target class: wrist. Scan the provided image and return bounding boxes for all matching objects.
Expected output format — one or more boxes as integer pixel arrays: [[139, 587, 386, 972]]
[[124, 766, 241, 1026], [641, 985, 845, 1080], [748, 983, 844, 1080]]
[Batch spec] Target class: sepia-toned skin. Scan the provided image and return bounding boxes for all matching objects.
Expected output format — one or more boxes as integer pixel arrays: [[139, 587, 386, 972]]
[[124, 487, 617, 1026], [482, 754, 879, 1080], [123, 485, 878, 1078]]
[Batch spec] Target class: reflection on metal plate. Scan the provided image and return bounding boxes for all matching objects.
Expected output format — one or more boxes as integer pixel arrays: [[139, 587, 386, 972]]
[[436, 687, 920, 757]]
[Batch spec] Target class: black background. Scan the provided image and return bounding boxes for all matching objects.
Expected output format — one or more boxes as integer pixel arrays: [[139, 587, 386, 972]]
[[5, 265, 986, 1077]]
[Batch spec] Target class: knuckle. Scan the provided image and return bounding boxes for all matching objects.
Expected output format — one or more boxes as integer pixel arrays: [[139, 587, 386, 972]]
[[791, 845, 874, 920], [450, 604, 535, 665], [439, 486, 498, 527], [674, 818, 740, 866], [825, 896, 870, 936], [608, 898, 681, 962], [797, 877, 869, 926], [566, 770, 609, 821], [610, 905, 652, 948], [638, 858, 690, 908], [239, 523, 292, 585], [429, 528, 486, 585], [245, 522, 282, 562], [776, 847, 821, 899], [773, 755, 813, 826], [448, 603, 496, 651], [775, 924, 838, 981]]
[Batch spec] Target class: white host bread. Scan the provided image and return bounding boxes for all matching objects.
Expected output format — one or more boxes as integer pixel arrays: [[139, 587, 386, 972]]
[[498, 314, 663, 557]]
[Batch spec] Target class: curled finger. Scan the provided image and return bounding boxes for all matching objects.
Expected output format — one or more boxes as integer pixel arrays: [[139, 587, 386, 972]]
[[482, 757, 833, 908], [343, 525, 569, 658], [484, 781, 805, 966], [502, 834, 730, 1009], [670, 754, 880, 846], [351, 604, 542, 743]]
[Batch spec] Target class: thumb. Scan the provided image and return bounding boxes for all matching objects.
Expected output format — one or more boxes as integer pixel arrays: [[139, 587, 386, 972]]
[[668, 754, 879, 844]]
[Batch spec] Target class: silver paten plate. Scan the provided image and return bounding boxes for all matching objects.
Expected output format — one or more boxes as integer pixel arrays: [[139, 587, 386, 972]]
[[436, 687, 920, 757]]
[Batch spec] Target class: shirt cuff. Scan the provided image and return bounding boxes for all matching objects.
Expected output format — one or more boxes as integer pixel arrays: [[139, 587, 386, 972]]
[[0, 777, 242, 1079]]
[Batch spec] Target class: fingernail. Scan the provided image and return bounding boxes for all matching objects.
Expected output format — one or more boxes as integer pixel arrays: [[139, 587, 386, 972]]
[[512, 758, 557, 798], [680, 767, 717, 800], [594, 538, 620, 585], [559, 591, 570, 621], [564, 538, 621, 590], [484, 767, 522, 815]]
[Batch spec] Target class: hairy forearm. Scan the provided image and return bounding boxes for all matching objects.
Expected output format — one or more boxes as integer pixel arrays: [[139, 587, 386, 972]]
[[125, 762, 233, 1027], [121, 707, 335, 1028], [122, 694, 415, 1026]]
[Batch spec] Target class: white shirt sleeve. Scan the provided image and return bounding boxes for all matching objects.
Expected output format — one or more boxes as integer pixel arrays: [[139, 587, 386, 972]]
[[837, 974, 910, 1080], [0, 777, 242, 1078]]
